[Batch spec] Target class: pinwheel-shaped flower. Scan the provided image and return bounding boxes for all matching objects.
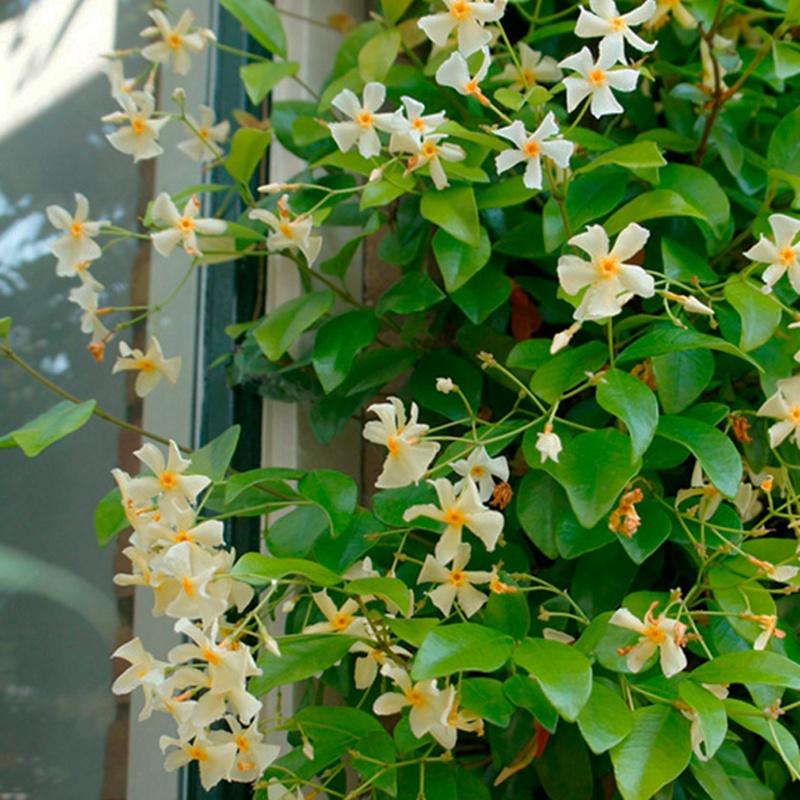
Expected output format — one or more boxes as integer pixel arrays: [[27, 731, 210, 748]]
[[329, 82, 403, 159], [113, 336, 182, 398], [418, 0, 507, 57], [103, 91, 169, 162], [559, 43, 640, 117], [495, 42, 562, 91], [557, 223, 654, 320], [128, 440, 211, 506], [575, 0, 657, 64], [249, 195, 323, 266], [436, 48, 491, 105], [178, 105, 230, 162], [744, 213, 800, 294], [46, 193, 108, 277], [150, 193, 226, 258], [141, 9, 206, 75], [610, 602, 688, 677], [417, 543, 493, 617], [450, 446, 509, 502], [758, 376, 800, 450], [494, 114, 574, 190], [389, 96, 448, 152], [404, 477, 504, 564], [403, 133, 466, 190]]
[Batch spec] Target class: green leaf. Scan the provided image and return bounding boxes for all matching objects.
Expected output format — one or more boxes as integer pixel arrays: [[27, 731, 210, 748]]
[[723, 280, 782, 352], [224, 127, 272, 184], [575, 141, 666, 175], [610, 706, 692, 800], [219, 0, 287, 56], [483, 585, 530, 642], [254, 290, 334, 360], [450, 262, 512, 324], [493, 87, 525, 110], [651, 348, 715, 415], [617, 499, 671, 564], [503, 675, 559, 732], [432, 226, 491, 293], [655, 415, 742, 497], [94, 487, 128, 547], [555, 429, 641, 528], [577, 682, 634, 754], [773, 40, 800, 79], [768, 107, 800, 176], [388, 617, 440, 647], [358, 28, 401, 82], [225, 466, 303, 504], [476, 176, 538, 209], [250, 634, 356, 695], [690, 757, 746, 800], [0, 317, 11, 338], [411, 624, 514, 680], [376, 273, 446, 316], [313, 310, 380, 393], [420, 187, 480, 246], [516, 470, 567, 560], [661, 237, 718, 284], [617, 326, 759, 368], [513, 638, 593, 722], [597, 368, 659, 460], [240, 60, 298, 104], [360, 172, 415, 210], [266, 506, 328, 558], [408, 349, 483, 421], [690, 651, 800, 690], [231, 553, 342, 586], [346, 577, 412, 616], [299, 470, 358, 537], [5, 400, 96, 457], [382, 0, 414, 23], [605, 189, 704, 234], [461, 678, 514, 727], [678, 681, 727, 761], [529, 341, 608, 404], [535, 722, 594, 800], [659, 163, 730, 241], [187, 425, 240, 482]]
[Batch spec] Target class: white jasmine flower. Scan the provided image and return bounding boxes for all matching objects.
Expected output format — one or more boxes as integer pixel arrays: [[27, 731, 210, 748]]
[[744, 213, 800, 294], [104, 60, 137, 97], [150, 193, 226, 258], [542, 628, 577, 644], [329, 82, 403, 159], [418, 0, 507, 57], [390, 96, 448, 152], [681, 295, 714, 316], [111, 637, 167, 698], [450, 446, 509, 502], [141, 9, 206, 76], [403, 133, 466, 190], [103, 91, 169, 162], [436, 48, 492, 105], [404, 476, 504, 564], [610, 602, 688, 677], [46, 193, 108, 277], [363, 397, 440, 488], [557, 223, 654, 321], [209, 718, 280, 784], [758, 376, 800, 449], [160, 733, 237, 791], [113, 336, 182, 397], [373, 666, 456, 749], [535, 423, 563, 464], [495, 42, 562, 91], [645, 0, 697, 29], [417, 543, 493, 618], [675, 461, 722, 521], [436, 377, 457, 394], [146, 501, 225, 551], [178, 105, 230, 162], [350, 639, 412, 690], [494, 113, 574, 190], [68, 283, 109, 343], [249, 194, 323, 266], [575, 0, 657, 65], [559, 43, 640, 117], [744, 613, 785, 651], [128, 440, 212, 507], [303, 590, 370, 636], [734, 482, 762, 522], [550, 322, 582, 354]]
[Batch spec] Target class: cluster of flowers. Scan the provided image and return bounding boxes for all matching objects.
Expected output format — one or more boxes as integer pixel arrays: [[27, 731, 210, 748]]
[[110, 441, 281, 790]]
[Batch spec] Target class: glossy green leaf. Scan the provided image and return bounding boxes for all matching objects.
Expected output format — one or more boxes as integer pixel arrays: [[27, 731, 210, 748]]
[[596, 368, 659, 460], [503, 675, 559, 732], [483, 584, 530, 642], [555, 429, 641, 528], [224, 127, 272, 184], [219, 0, 287, 56], [225, 466, 303, 504], [651, 348, 715, 414], [299, 470, 358, 537], [94, 487, 128, 547], [251, 634, 356, 695], [4, 400, 96, 457], [461, 678, 514, 727], [411, 623, 514, 680], [450, 261, 512, 324], [382, 0, 414, 23], [575, 141, 666, 175], [617, 499, 671, 563], [691, 651, 800, 690], [187, 425, 240, 482], [617, 326, 759, 368], [605, 189, 704, 234], [610, 706, 692, 800], [358, 28, 401, 82], [768, 106, 800, 174], [313, 310, 380, 393], [516, 470, 567, 559], [655, 415, 742, 497], [661, 237, 718, 284], [690, 757, 745, 800], [529, 341, 608, 404], [420, 187, 480, 246], [254, 290, 334, 360], [576, 682, 633, 754], [476, 176, 537, 209], [659, 163, 730, 240], [535, 723, 594, 800], [388, 617, 440, 648], [240, 60, 298, 104], [376, 273, 445, 316], [679, 681, 727, 761], [231, 553, 342, 586], [723, 280, 782, 352], [346, 577, 412, 616], [432, 226, 491, 293]]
